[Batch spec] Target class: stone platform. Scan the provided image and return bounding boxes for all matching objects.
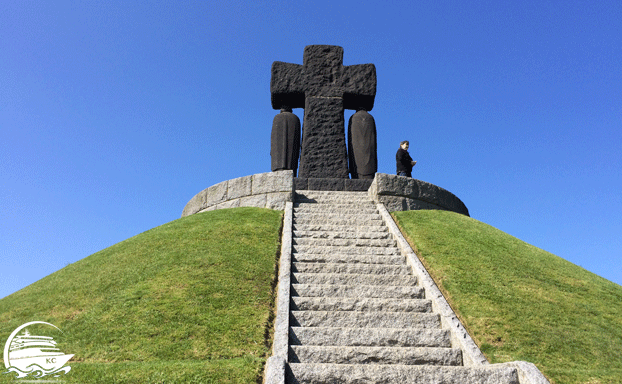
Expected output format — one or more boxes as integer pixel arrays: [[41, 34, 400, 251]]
[[181, 171, 469, 217]]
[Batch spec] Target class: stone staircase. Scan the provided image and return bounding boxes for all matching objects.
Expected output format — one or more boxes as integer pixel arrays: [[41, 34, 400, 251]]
[[282, 190, 519, 384]]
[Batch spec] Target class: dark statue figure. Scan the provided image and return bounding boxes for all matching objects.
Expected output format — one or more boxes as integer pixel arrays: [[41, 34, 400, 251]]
[[348, 109, 377, 179], [270, 107, 301, 176], [271, 45, 377, 179]]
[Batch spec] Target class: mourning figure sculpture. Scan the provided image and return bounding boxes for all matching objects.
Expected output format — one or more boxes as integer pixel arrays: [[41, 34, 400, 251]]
[[348, 109, 377, 179], [271, 45, 377, 179], [270, 107, 301, 176]]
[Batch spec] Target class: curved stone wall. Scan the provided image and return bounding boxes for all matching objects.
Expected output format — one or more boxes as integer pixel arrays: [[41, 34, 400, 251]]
[[368, 173, 469, 216], [181, 170, 293, 217], [182, 171, 468, 217]]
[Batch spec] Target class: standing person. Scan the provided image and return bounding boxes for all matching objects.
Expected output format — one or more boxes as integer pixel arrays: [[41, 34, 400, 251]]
[[396, 140, 417, 177]]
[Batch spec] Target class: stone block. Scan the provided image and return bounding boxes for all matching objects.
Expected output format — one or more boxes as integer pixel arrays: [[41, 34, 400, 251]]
[[344, 179, 373, 191], [181, 190, 204, 217], [239, 194, 267, 208], [266, 192, 292, 210], [409, 199, 443, 211], [252, 170, 293, 194], [307, 178, 345, 191], [294, 177, 308, 190], [416, 180, 469, 216], [215, 199, 241, 210], [368, 173, 470, 216], [205, 181, 228, 206], [374, 173, 418, 198], [378, 196, 409, 212], [227, 175, 252, 200]]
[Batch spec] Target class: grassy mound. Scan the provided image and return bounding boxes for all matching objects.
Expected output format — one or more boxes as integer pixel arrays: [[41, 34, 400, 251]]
[[0, 207, 283, 384], [393, 210, 622, 384], [3, 206, 619, 383]]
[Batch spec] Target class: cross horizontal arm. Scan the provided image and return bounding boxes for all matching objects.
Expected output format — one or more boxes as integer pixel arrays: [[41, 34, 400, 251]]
[[271, 61, 305, 109], [342, 64, 377, 111]]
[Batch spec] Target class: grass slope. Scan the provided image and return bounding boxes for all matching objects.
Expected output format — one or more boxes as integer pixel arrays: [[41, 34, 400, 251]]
[[393, 210, 622, 384], [0, 207, 283, 384]]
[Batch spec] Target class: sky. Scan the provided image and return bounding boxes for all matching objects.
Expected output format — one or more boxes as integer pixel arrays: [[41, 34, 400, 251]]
[[1, 0, 621, 300]]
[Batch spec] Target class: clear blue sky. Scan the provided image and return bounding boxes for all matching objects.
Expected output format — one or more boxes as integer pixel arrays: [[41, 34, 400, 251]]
[[1, 0, 621, 299]]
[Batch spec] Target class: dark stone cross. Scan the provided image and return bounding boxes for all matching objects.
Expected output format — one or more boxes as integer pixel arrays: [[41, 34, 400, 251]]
[[271, 45, 377, 179]]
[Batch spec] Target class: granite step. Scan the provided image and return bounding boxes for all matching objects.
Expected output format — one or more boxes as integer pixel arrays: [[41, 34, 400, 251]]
[[294, 202, 377, 209], [296, 192, 371, 201], [295, 197, 372, 204], [286, 363, 519, 384], [290, 297, 432, 312], [294, 212, 382, 220], [295, 200, 372, 206], [289, 345, 463, 366], [296, 190, 369, 196], [292, 238, 397, 248], [292, 272, 416, 286], [290, 310, 441, 328], [293, 206, 378, 214], [291, 284, 424, 299], [292, 224, 388, 233], [293, 245, 400, 255], [292, 254, 404, 265], [293, 229, 392, 239], [292, 262, 410, 275], [292, 217, 384, 226], [289, 327, 451, 348]]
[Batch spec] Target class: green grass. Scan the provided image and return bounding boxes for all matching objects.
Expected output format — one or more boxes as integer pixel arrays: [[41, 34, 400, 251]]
[[393, 210, 622, 384], [0, 207, 283, 384]]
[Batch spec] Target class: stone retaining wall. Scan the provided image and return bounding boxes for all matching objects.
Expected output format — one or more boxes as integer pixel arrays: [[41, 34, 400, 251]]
[[182, 171, 469, 217], [181, 170, 293, 217], [368, 173, 469, 216]]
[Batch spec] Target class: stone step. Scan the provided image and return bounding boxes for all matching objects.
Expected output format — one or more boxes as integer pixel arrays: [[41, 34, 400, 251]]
[[296, 192, 371, 201], [294, 201, 376, 208], [293, 238, 397, 248], [293, 230, 392, 240], [290, 297, 432, 312], [294, 212, 382, 220], [295, 199, 372, 206], [293, 217, 384, 226], [292, 224, 388, 233], [286, 363, 519, 384], [296, 190, 369, 196], [294, 202, 377, 210], [294, 230, 392, 240], [293, 245, 399, 255], [291, 284, 424, 299], [294, 208, 379, 215], [289, 345, 463, 366], [292, 273, 416, 286], [292, 262, 410, 275], [296, 195, 372, 202], [290, 311, 441, 328], [292, 254, 404, 265], [289, 327, 451, 348]]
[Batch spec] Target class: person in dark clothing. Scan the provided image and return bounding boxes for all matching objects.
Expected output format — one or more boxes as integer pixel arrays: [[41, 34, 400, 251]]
[[396, 140, 417, 177]]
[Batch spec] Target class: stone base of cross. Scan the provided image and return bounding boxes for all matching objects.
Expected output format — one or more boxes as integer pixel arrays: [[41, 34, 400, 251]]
[[270, 45, 377, 179]]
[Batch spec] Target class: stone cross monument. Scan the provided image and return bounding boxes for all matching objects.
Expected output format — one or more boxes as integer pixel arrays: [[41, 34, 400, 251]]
[[271, 45, 377, 179]]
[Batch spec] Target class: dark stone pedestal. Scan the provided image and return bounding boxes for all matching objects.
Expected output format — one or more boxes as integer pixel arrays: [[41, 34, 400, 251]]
[[294, 178, 373, 191]]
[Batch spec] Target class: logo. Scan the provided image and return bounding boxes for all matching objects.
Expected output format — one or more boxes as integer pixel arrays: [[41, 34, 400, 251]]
[[3, 321, 73, 379]]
